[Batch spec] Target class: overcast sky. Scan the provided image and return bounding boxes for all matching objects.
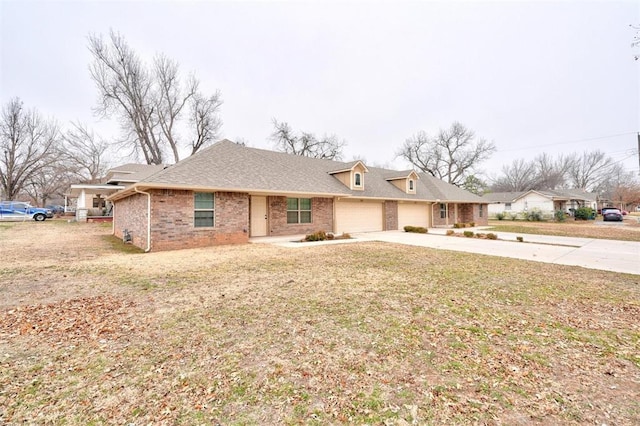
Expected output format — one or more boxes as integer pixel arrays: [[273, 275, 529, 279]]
[[1, 0, 639, 180]]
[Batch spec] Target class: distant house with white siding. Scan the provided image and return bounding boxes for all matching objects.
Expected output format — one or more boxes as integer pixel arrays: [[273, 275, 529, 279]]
[[483, 189, 597, 218]]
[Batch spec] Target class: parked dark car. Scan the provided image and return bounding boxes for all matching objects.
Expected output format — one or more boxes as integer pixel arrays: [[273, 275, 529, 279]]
[[602, 208, 623, 222], [46, 205, 65, 215], [0, 201, 51, 221]]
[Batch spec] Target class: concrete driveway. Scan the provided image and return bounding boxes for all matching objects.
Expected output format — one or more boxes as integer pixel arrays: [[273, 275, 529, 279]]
[[253, 229, 640, 275], [353, 229, 640, 275]]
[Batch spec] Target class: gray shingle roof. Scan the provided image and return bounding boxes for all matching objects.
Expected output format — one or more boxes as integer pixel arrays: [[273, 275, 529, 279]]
[[482, 192, 525, 203], [482, 189, 597, 203], [111, 139, 486, 203]]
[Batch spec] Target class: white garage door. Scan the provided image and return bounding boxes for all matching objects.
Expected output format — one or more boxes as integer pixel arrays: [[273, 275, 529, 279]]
[[335, 199, 384, 234], [398, 203, 429, 230]]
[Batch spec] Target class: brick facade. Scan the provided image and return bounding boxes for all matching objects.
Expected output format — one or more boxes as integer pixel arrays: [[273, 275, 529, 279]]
[[268, 197, 333, 236], [113, 192, 149, 249], [114, 190, 249, 251], [114, 188, 487, 251], [430, 202, 489, 227], [384, 200, 398, 231]]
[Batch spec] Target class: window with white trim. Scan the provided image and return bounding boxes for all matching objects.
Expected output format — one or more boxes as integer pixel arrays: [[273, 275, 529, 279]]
[[287, 198, 312, 224], [194, 192, 215, 227], [354, 172, 362, 187], [505, 202, 511, 211], [409, 179, 414, 191], [440, 203, 447, 219], [479, 204, 484, 218]]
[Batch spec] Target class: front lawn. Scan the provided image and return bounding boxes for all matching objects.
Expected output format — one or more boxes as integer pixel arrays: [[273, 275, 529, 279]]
[[486, 218, 640, 242], [0, 222, 638, 424]]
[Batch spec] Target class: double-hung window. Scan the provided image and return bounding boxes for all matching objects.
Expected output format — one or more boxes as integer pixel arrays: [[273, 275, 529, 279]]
[[287, 198, 311, 224], [194, 192, 215, 227], [439, 203, 447, 219]]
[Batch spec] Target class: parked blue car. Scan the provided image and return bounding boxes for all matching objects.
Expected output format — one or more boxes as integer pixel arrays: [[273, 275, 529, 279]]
[[0, 201, 51, 221]]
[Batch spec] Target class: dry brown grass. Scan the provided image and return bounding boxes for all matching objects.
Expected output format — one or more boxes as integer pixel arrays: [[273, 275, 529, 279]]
[[487, 217, 640, 242], [1, 221, 639, 424]]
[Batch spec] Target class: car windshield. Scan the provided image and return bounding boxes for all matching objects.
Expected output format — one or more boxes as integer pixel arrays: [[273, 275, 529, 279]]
[[605, 209, 621, 213]]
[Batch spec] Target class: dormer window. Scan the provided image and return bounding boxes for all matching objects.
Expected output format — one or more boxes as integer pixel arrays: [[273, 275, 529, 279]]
[[354, 172, 362, 187], [409, 179, 414, 191]]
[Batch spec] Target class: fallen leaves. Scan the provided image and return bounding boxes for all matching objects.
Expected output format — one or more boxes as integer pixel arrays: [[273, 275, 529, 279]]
[[0, 296, 138, 344]]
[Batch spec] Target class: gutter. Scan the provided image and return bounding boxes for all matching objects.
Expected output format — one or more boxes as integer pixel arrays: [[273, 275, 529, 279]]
[[134, 187, 152, 253]]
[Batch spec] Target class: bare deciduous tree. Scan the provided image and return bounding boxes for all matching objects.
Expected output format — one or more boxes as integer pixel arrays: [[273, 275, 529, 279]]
[[271, 119, 346, 160], [567, 150, 617, 192], [88, 30, 222, 164], [491, 158, 539, 192], [397, 122, 495, 186], [0, 98, 59, 200], [62, 122, 111, 182], [533, 152, 570, 190], [190, 91, 223, 155]]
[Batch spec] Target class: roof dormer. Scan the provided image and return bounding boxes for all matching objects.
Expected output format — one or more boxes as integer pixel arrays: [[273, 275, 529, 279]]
[[329, 160, 369, 191], [385, 170, 419, 194]]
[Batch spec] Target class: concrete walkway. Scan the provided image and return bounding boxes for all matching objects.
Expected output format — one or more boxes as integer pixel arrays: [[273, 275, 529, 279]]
[[251, 229, 640, 275]]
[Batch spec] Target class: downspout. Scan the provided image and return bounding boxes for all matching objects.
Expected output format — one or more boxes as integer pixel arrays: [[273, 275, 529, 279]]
[[111, 202, 116, 236], [134, 187, 152, 253]]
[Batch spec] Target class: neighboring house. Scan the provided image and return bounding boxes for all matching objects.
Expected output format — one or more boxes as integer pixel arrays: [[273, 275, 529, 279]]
[[108, 139, 488, 252], [483, 189, 597, 218], [65, 164, 166, 221]]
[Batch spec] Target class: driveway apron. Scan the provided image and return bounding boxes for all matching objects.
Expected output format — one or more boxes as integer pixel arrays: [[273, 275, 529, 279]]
[[352, 230, 640, 275]]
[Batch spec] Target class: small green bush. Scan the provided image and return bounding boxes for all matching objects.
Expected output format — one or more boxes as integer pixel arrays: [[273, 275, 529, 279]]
[[446, 229, 455, 236], [463, 230, 474, 238], [453, 223, 462, 229], [404, 225, 428, 233], [509, 213, 518, 221], [554, 209, 566, 222], [574, 207, 594, 220], [469, 222, 475, 227], [525, 208, 544, 222], [486, 233, 497, 240], [495, 212, 506, 220]]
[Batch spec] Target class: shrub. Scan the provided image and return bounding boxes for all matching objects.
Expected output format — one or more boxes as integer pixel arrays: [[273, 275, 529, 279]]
[[469, 222, 475, 227], [304, 230, 327, 241], [525, 208, 544, 222], [463, 230, 474, 238], [446, 229, 455, 236], [509, 213, 518, 221], [404, 226, 428, 234], [516, 236, 524, 242], [475, 233, 485, 238], [486, 233, 498, 240], [495, 212, 506, 220], [340, 233, 351, 239], [554, 209, 566, 222], [326, 233, 335, 240], [453, 223, 462, 229], [574, 207, 594, 220]]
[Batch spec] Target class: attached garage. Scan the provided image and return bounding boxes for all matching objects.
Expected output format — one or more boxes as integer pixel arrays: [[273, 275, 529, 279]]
[[398, 202, 430, 230], [335, 199, 384, 234]]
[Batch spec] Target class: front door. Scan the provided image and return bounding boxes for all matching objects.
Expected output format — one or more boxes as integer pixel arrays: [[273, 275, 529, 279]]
[[250, 196, 268, 237]]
